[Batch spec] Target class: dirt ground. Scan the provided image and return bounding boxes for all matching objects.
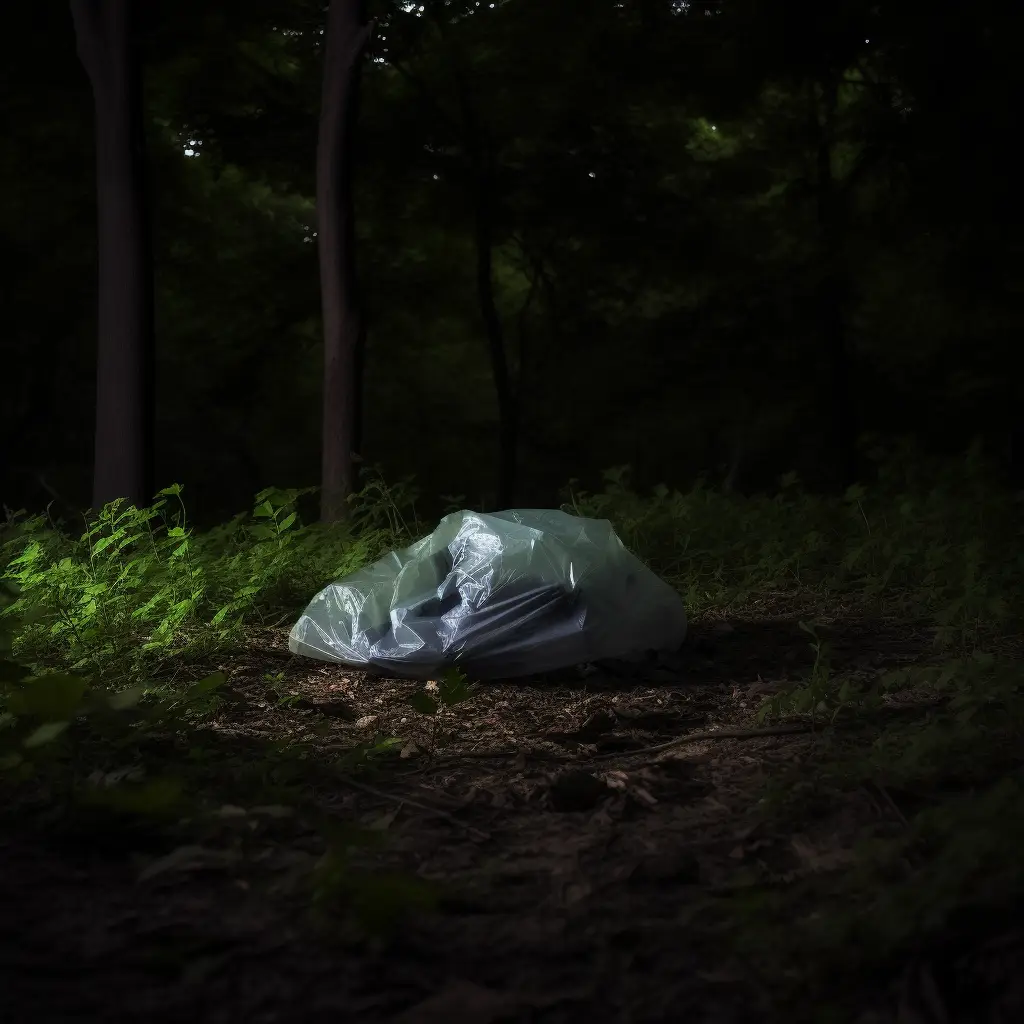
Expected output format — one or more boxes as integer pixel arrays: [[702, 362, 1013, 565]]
[[1, 607, 1021, 1023]]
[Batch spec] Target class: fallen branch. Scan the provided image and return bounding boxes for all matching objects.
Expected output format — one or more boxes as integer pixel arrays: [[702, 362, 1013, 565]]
[[587, 723, 815, 762], [440, 723, 818, 765]]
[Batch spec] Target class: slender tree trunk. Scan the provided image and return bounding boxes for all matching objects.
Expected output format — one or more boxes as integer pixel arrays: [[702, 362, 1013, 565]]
[[451, 61, 518, 509], [71, 0, 154, 511], [812, 77, 858, 491], [475, 161, 519, 509], [316, 0, 374, 524]]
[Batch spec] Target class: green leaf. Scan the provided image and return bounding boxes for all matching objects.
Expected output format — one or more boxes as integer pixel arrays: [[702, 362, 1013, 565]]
[[248, 525, 276, 541], [23, 720, 69, 748], [253, 502, 275, 519], [90, 532, 125, 558], [438, 668, 472, 706], [6, 673, 88, 720], [211, 605, 232, 626], [407, 690, 438, 716], [186, 672, 226, 699], [113, 534, 142, 557], [278, 511, 297, 532], [107, 686, 144, 710], [155, 484, 183, 497]]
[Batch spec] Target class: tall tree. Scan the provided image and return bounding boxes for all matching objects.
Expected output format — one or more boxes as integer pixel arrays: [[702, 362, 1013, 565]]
[[316, 0, 375, 523], [446, 28, 518, 508], [71, 0, 155, 510]]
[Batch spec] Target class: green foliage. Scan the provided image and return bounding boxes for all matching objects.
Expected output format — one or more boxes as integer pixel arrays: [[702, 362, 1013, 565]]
[[566, 445, 1021, 631], [1, 484, 370, 682], [756, 620, 840, 727], [347, 468, 423, 545], [0, 581, 212, 816], [406, 666, 475, 754], [337, 735, 404, 774], [2, 451, 1021, 967], [1, 487, 208, 676]]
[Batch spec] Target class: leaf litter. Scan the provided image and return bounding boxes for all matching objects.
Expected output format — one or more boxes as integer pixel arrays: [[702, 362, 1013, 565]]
[[1, 608, 1022, 1023]]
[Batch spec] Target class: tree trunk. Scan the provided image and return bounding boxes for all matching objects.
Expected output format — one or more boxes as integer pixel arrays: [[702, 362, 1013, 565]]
[[71, 0, 154, 512], [316, 0, 374, 524], [475, 162, 519, 510], [812, 77, 858, 492], [451, 60, 519, 509]]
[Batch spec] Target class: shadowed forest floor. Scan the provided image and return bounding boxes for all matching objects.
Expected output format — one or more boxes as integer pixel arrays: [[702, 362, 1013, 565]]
[[3, 601, 1022, 1024]]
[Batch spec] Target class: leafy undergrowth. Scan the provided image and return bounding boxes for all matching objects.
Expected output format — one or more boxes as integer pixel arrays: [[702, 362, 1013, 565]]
[[1, 446, 1022, 1022]]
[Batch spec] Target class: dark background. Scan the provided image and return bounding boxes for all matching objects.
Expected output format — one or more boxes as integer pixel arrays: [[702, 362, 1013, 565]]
[[3, 0, 1021, 525]]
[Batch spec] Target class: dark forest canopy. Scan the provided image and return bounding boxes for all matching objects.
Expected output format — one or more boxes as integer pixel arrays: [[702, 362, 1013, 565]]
[[3, 0, 1022, 523]]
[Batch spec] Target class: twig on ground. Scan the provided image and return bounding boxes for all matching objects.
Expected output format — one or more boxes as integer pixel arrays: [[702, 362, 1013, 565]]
[[587, 724, 814, 762], [438, 723, 816, 765], [338, 775, 490, 841]]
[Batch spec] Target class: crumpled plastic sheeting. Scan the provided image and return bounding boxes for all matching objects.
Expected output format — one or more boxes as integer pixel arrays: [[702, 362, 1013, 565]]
[[288, 508, 687, 680]]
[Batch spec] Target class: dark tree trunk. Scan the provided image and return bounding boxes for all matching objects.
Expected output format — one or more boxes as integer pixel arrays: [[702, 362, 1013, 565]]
[[316, 0, 374, 524], [71, 0, 154, 511], [812, 77, 858, 492], [475, 162, 519, 510], [451, 61, 519, 509]]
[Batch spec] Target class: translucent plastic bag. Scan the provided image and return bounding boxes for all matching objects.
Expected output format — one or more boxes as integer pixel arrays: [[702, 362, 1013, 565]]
[[289, 508, 687, 680]]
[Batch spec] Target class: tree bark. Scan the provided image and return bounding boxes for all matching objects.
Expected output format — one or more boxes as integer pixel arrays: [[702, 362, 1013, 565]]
[[316, 0, 374, 524], [71, 0, 155, 511], [450, 57, 519, 509]]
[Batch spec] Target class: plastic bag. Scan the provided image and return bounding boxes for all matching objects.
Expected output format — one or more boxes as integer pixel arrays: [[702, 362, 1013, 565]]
[[288, 508, 687, 679]]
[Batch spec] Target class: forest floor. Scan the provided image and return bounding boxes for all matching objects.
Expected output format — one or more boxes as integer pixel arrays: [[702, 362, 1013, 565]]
[[2, 599, 1022, 1023]]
